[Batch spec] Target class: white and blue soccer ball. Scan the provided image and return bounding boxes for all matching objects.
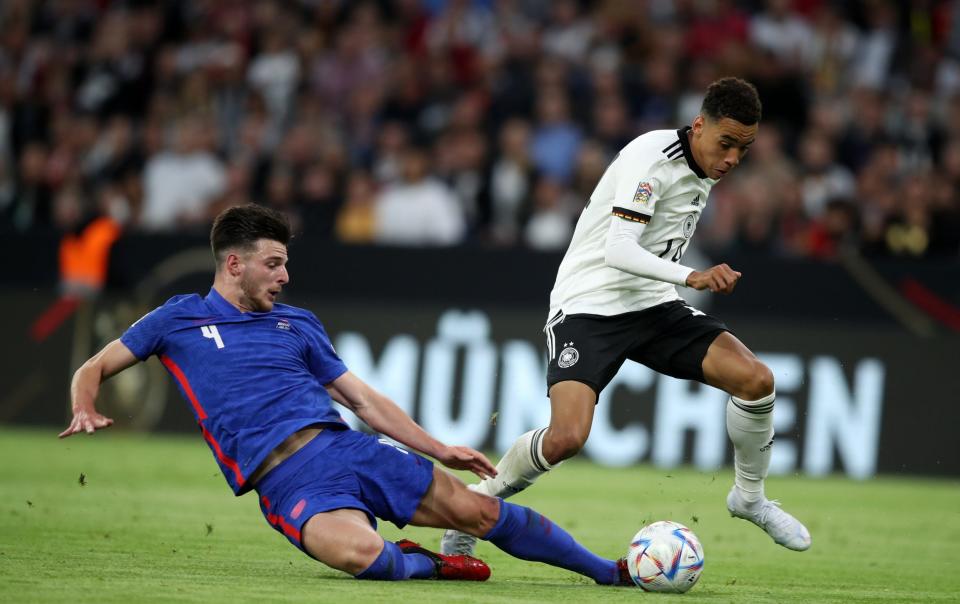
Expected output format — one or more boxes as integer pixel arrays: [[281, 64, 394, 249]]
[[627, 520, 704, 593]]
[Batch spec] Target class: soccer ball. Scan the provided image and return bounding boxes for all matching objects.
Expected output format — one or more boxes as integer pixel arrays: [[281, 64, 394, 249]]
[[626, 520, 704, 593]]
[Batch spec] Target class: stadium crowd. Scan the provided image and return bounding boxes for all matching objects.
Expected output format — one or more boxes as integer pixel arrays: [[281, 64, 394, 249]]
[[2, 0, 959, 260]]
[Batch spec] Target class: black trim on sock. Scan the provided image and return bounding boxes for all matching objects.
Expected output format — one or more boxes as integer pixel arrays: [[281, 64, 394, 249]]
[[530, 428, 548, 472], [731, 398, 775, 414]]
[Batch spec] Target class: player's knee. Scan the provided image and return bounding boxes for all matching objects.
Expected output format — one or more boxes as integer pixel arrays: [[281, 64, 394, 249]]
[[542, 427, 587, 464], [471, 493, 502, 536], [452, 492, 500, 537], [737, 361, 775, 401], [342, 537, 385, 575]]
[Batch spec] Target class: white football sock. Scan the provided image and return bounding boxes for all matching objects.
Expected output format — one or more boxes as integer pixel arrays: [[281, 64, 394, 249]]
[[475, 428, 557, 499], [726, 391, 775, 505]]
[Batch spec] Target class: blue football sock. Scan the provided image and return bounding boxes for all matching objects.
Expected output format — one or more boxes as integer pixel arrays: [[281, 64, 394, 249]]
[[482, 499, 619, 584], [354, 540, 436, 580]]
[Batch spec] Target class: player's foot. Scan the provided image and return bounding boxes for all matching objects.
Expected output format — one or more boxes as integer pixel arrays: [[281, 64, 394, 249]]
[[608, 557, 634, 586], [440, 528, 478, 556], [594, 557, 635, 586], [396, 539, 490, 581], [726, 487, 812, 551]]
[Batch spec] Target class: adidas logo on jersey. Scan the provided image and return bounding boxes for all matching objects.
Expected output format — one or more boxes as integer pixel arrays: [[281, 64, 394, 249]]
[[691, 194, 701, 207]]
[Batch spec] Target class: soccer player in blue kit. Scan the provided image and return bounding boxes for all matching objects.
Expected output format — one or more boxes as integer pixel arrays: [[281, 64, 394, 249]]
[[60, 204, 635, 585]]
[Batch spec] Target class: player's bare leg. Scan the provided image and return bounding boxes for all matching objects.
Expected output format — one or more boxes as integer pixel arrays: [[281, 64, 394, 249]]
[[441, 381, 595, 555], [302, 506, 487, 581], [411, 466, 501, 533], [702, 332, 811, 551], [302, 509, 386, 574], [541, 381, 597, 464]]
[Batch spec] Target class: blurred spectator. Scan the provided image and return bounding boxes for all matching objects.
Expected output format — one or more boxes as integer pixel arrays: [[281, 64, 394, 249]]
[[530, 86, 582, 183], [140, 117, 226, 231], [541, 0, 595, 65], [247, 19, 299, 127], [591, 92, 633, 155], [10, 142, 53, 231], [572, 140, 608, 201], [426, 0, 498, 84], [807, 197, 861, 259], [524, 176, 575, 251], [727, 172, 781, 254], [336, 169, 378, 245], [264, 163, 302, 234], [487, 118, 537, 245], [889, 88, 944, 172], [299, 163, 342, 240], [435, 126, 489, 232], [372, 121, 411, 184], [676, 60, 717, 125], [684, 0, 749, 60], [53, 183, 123, 298], [883, 174, 934, 257], [749, 0, 813, 70], [374, 146, 464, 246], [636, 54, 678, 132], [311, 18, 387, 117], [0, 0, 957, 262], [798, 130, 856, 219], [807, 4, 861, 97], [836, 87, 890, 172], [850, 0, 901, 90]]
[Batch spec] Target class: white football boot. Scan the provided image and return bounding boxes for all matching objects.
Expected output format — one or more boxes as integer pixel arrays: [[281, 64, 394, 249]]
[[726, 487, 812, 551], [441, 484, 480, 555], [440, 528, 478, 556]]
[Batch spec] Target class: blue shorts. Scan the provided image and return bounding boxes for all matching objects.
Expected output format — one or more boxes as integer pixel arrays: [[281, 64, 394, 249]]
[[254, 427, 435, 553]]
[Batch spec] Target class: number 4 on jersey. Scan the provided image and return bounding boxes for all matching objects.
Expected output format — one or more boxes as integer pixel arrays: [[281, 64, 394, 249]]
[[201, 324, 225, 349]]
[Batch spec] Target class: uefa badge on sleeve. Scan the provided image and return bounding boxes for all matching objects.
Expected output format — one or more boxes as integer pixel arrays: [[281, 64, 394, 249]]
[[558, 344, 580, 368], [633, 181, 653, 206]]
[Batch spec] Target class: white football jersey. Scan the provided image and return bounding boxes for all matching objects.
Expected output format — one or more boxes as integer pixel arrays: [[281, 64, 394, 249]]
[[548, 127, 715, 318]]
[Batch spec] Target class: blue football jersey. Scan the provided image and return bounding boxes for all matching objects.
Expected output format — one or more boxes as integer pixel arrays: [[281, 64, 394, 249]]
[[121, 288, 349, 494]]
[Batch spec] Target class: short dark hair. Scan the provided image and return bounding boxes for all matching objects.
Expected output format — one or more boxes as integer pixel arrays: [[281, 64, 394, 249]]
[[210, 204, 291, 265], [701, 77, 762, 126]]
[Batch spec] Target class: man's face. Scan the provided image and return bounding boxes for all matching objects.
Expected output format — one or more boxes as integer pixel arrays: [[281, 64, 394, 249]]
[[690, 115, 758, 180], [237, 239, 289, 312]]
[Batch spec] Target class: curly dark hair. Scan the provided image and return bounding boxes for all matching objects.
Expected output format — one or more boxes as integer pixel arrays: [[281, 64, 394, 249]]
[[210, 204, 291, 265], [701, 77, 762, 125]]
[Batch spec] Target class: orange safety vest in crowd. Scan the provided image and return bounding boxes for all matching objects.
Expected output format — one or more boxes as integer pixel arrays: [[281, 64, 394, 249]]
[[59, 216, 122, 289]]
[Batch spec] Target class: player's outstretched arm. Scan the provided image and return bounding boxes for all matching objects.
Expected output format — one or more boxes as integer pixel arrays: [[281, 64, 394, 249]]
[[59, 339, 140, 438], [326, 371, 497, 479], [604, 214, 695, 286]]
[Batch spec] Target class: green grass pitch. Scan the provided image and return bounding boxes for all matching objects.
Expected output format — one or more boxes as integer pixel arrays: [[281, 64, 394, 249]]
[[1, 427, 958, 603]]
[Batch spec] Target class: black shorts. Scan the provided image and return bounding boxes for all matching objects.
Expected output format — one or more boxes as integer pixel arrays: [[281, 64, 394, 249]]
[[544, 300, 730, 396]]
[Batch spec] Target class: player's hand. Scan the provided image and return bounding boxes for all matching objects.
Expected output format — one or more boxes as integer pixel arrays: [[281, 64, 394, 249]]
[[436, 445, 498, 480], [59, 406, 114, 438], [685, 264, 741, 294]]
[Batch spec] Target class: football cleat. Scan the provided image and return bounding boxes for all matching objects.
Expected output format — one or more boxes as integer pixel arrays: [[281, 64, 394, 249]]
[[726, 487, 812, 551], [595, 557, 634, 586], [396, 539, 491, 581], [613, 557, 634, 586], [440, 528, 478, 556]]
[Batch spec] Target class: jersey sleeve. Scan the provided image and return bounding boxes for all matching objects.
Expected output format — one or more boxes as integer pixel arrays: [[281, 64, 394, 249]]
[[610, 147, 666, 225], [302, 313, 349, 385], [120, 307, 167, 361]]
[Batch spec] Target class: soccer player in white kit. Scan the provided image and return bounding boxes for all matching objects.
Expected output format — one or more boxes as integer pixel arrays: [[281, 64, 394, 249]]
[[443, 77, 811, 555]]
